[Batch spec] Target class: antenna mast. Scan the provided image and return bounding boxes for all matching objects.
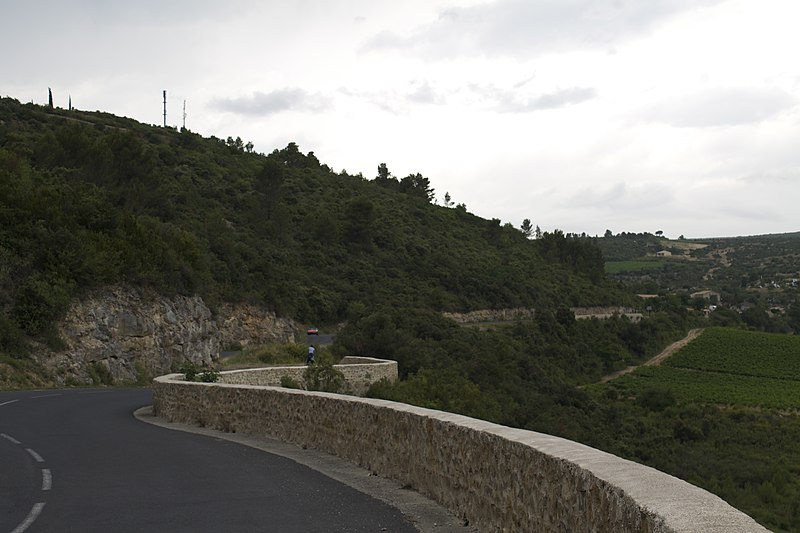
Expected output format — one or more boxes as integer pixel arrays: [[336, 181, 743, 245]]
[[183, 100, 186, 130], [163, 90, 167, 127]]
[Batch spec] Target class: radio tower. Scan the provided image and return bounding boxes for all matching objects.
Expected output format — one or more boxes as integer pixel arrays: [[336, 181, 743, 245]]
[[183, 100, 187, 130], [163, 90, 167, 127]]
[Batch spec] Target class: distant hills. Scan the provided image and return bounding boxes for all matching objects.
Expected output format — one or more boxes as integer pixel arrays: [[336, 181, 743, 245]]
[[595, 231, 800, 334]]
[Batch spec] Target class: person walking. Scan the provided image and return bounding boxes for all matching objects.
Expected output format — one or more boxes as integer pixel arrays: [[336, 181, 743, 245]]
[[306, 345, 316, 365]]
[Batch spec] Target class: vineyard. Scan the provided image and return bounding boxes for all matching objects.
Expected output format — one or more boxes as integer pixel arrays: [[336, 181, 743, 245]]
[[666, 327, 800, 381], [600, 328, 800, 410]]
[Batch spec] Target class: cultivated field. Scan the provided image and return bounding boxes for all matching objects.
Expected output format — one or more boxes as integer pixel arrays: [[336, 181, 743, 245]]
[[601, 328, 800, 410]]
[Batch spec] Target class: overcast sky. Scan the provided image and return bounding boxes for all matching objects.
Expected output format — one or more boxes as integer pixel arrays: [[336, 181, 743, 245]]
[[2, 0, 798, 238]]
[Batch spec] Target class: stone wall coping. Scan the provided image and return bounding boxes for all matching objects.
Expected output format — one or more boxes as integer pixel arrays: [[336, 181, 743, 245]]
[[219, 355, 392, 377], [214, 357, 397, 396], [153, 374, 767, 532], [337, 356, 388, 364]]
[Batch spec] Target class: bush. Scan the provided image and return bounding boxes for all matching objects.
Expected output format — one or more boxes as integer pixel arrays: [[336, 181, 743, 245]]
[[637, 387, 675, 411], [179, 361, 198, 381], [254, 343, 306, 365], [179, 360, 219, 382], [199, 367, 220, 382], [88, 361, 113, 386], [303, 353, 344, 393]]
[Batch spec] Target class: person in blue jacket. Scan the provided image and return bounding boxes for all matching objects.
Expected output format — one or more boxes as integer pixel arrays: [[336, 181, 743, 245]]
[[306, 345, 316, 365]]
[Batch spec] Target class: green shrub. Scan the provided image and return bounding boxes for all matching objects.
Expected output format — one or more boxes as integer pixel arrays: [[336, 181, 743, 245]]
[[179, 361, 198, 381], [303, 353, 344, 393], [199, 367, 220, 382], [637, 387, 675, 411], [88, 361, 113, 386]]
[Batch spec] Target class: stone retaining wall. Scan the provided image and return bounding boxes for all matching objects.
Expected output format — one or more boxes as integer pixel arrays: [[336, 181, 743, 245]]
[[152, 374, 767, 532], [217, 357, 397, 396], [443, 307, 642, 325]]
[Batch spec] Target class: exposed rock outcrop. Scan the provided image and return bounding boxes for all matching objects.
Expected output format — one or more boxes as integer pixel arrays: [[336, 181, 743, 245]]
[[37, 286, 298, 385], [216, 302, 297, 349]]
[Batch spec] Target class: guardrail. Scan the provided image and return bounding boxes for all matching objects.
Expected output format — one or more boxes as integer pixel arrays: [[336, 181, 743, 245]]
[[152, 367, 766, 532]]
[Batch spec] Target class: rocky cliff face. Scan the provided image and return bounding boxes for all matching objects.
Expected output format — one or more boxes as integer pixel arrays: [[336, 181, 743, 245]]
[[37, 286, 298, 385]]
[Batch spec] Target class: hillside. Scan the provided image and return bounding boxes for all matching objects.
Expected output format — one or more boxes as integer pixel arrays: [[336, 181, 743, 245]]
[[0, 97, 624, 358], [3, 98, 799, 530], [595, 231, 800, 334]]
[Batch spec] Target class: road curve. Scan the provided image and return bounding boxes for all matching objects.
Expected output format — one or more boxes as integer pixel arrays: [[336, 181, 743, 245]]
[[0, 388, 418, 533]]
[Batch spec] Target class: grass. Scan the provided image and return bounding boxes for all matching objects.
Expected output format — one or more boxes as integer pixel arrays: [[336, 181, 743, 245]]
[[0, 355, 52, 390], [220, 342, 334, 369]]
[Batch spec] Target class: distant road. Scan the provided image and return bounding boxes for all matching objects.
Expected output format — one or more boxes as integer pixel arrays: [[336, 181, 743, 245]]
[[307, 333, 334, 346], [0, 388, 418, 533]]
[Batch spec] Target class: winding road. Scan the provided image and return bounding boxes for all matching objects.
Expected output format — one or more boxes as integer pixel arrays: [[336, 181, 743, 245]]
[[0, 388, 428, 533]]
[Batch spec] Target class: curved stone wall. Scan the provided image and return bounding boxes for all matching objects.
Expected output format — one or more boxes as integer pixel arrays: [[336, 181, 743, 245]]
[[152, 372, 767, 532], [217, 356, 397, 396]]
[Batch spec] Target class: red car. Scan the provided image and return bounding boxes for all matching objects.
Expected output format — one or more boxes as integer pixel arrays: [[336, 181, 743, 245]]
[[307, 327, 319, 335]]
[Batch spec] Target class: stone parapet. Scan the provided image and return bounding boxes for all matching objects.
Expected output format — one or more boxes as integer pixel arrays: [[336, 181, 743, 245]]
[[217, 357, 397, 396], [152, 374, 767, 532]]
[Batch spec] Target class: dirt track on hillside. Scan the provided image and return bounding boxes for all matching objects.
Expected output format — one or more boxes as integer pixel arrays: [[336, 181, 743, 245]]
[[599, 328, 705, 384]]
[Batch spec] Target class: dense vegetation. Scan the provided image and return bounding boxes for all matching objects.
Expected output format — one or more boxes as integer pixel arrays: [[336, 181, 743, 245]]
[[0, 97, 620, 358], [337, 300, 696, 435], [2, 97, 799, 530]]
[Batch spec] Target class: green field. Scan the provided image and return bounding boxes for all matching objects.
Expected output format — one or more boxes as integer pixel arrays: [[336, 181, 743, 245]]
[[667, 328, 800, 380], [601, 328, 800, 410]]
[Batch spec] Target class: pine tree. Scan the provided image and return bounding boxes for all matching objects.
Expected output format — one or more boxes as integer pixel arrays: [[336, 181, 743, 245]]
[[521, 219, 533, 238]]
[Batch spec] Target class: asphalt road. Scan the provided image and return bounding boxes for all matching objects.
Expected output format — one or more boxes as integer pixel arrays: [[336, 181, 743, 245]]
[[306, 333, 334, 346], [0, 388, 419, 533]]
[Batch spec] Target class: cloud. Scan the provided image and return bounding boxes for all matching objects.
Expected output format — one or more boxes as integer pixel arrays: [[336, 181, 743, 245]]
[[212, 88, 331, 116], [567, 181, 676, 211], [336, 81, 448, 113], [639, 87, 797, 128], [363, 0, 722, 58], [470, 84, 597, 112], [406, 81, 445, 105], [508, 86, 597, 112], [739, 166, 800, 185]]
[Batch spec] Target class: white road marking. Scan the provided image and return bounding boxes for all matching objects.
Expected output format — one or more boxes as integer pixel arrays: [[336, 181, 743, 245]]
[[0, 399, 20, 407], [11, 502, 45, 533], [26, 448, 45, 463], [41, 468, 52, 491], [31, 393, 62, 399], [1, 432, 22, 444]]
